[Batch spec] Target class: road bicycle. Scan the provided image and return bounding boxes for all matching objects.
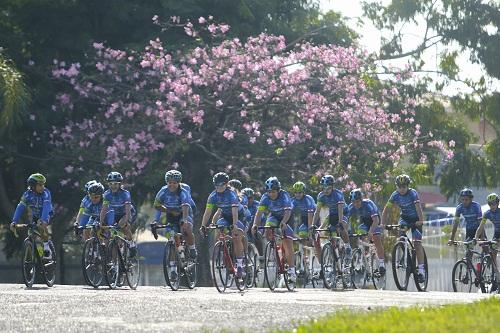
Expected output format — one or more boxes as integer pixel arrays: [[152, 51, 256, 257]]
[[349, 233, 386, 290], [261, 225, 295, 291], [315, 227, 351, 290]]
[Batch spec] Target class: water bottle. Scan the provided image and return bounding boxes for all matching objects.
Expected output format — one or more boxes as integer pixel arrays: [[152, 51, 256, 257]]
[[476, 262, 481, 273], [178, 244, 185, 260]]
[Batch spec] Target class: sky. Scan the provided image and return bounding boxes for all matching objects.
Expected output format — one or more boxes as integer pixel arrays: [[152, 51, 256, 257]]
[[319, 0, 499, 95]]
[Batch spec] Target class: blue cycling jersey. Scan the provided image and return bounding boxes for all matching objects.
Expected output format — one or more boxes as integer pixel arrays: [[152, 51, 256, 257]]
[[483, 208, 500, 234], [103, 188, 131, 216], [247, 200, 259, 219], [455, 201, 482, 230], [12, 188, 53, 223], [317, 189, 345, 215], [78, 195, 113, 226], [292, 194, 316, 216], [180, 183, 197, 212], [206, 188, 245, 217], [388, 188, 420, 219], [153, 185, 192, 221], [347, 199, 379, 220], [258, 190, 292, 219]]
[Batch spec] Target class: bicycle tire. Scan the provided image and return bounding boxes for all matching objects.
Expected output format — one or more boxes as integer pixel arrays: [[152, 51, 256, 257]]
[[321, 243, 336, 289], [311, 255, 323, 288], [391, 241, 411, 291], [104, 240, 120, 289], [125, 244, 140, 290], [245, 243, 257, 289], [163, 242, 179, 290], [480, 254, 496, 293], [414, 247, 428, 292], [283, 253, 295, 292], [211, 241, 228, 293], [370, 252, 386, 290], [451, 259, 472, 293], [82, 238, 103, 288], [184, 256, 198, 289], [264, 241, 279, 291], [21, 239, 36, 288], [350, 248, 366, 289]]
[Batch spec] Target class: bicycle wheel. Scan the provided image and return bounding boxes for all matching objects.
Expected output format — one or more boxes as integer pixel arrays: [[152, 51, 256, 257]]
[[321, 243, 336, 289], [452, 260, 472, 293], [311, 255, 324, 288], [184, 256, 198, 289], [211, 241, 228, 293], [125, 245, 140, 290], [391, 241, 411, 291], [294, 251, 305, 288], [339, 246, 352, 289], [414, 247, 428, 292], [245, 243, 257, 289], [302, 254, 312, 288], [21, 239, 36, 288], [82, 238, 103, 288], [370, 252, 386, 290], [264, 241, 279, 291], [104, 240, 120, 289], [283, 254, 295, 292], [480, 255, 496, 293], [163, 242, 179, 290], [350, 248, 366, 289]]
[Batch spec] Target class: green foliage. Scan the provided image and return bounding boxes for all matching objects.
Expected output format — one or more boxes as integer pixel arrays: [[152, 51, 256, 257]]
[[285, 297, 500, 333], [439, 50, 459, 78]]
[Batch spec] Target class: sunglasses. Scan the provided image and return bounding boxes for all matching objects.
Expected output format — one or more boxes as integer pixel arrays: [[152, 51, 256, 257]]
[[214, 183, 226, 187], [488, 201, 498, 206], [108, 182, 121, 186], [90, 194, 102, 199]]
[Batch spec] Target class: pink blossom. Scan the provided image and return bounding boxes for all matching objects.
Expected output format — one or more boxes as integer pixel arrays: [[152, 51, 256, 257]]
[[64, 165, 74, 174], [223, 130, 235, 140], [198, 17, 206, 24]]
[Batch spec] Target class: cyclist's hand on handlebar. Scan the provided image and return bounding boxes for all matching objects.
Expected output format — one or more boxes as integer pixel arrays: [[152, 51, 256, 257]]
[[9, 222, 16, 233], [447, 239, 454, 246], [416, 220, 424, 226], [199, 225, 207, 237], [279, 221, 286, 230], [251, 224, 258, 235]]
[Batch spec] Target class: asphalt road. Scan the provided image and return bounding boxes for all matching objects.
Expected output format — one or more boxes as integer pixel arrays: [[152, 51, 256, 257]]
[[0, 284, 494, 332]]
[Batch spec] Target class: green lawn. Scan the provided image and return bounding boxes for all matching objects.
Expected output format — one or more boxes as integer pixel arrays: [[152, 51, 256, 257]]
[[283, 297, 499, 333]]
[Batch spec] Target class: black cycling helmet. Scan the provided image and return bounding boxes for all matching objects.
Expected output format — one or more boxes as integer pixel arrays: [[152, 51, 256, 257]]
[[395, 174, 411, 187], [88, 182, 105, 195], [213, 172, 229, 185], [459, 188, 473, 198], [229, 179, 243, 191], [242, 188, 254, 198]]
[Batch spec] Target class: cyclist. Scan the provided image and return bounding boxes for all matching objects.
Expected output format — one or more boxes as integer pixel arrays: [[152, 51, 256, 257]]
[[312, 175, 351, 265], [10, 173, 54, 259], [381, 174, 426, 283], [242, 187, 265, 254], [475, 193, 500, 290], [448, 188, 483, 244], [76, 182, 113, 241], [200, 172, 248, 278], [100, 171, 137, 257], [347, 189, 386, 276], [251, 176, 296, 283], [291, 181, 319, 256]]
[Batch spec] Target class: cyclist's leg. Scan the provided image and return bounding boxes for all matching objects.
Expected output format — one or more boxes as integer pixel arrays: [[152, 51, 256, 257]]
[[180, 215, 197, 258], [231, 219, 246, 276], [79, 214, 91, 241], [265, 216, 279, 241], [38, 217, 52, 258]]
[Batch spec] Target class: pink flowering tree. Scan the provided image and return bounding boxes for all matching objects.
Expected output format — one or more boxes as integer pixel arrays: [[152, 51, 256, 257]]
[[51, 17, 453, 194]]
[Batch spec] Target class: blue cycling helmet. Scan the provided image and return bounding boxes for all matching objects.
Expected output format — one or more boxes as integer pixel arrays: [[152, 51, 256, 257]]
[[84, 180, 97, 192], [165, 170, 182, 183], [88, 182, 105, 195], [395, 174, 411, 187], [320, 175, 334, 187], [213, 172, 229, 185], [459, 188, 473, 198], [106, 171, 123, 182], [350, 189, 363, 201], [265, 177, 281, 191]]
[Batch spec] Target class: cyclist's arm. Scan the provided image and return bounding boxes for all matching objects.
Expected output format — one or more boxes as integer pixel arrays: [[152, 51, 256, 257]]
[[100, 203, 109, 224], [11, 200, 27, 224], [381, 202, 393, 226], [449, 216, 461, 241], [337, 202, 344, 224], [369, 215, 381, 233], [211, 208, 221, 224], [231, 206, 238, 225], [312, 205, 321, 227], [281, 209, 291, 225], [415, 201, 424, 223], [201, 205, 214, 227], [253, 210, 264, 228], [40, 193, 52, 223], [181, 204, 189, 222], [124, 203, 131, 223], [475, 218, 487, 240], [75, 207, 85, 225], [153, 209, 161, 223], [307, 212, 314, 228]]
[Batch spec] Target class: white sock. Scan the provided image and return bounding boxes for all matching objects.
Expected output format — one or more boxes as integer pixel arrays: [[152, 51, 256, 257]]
[[237, 258, 243, 267], [170, 261, 176, 271], [129, 240, 136, 248], [379, 259, 385, 267], [189, 245, 196, 250], [288, 267, 296, 274], [418, 264, 425, 274], [43, 242, 50, 251]]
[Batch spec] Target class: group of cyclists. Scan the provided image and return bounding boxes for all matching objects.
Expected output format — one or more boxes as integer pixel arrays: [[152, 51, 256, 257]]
[[8, 169, 499, 290]]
